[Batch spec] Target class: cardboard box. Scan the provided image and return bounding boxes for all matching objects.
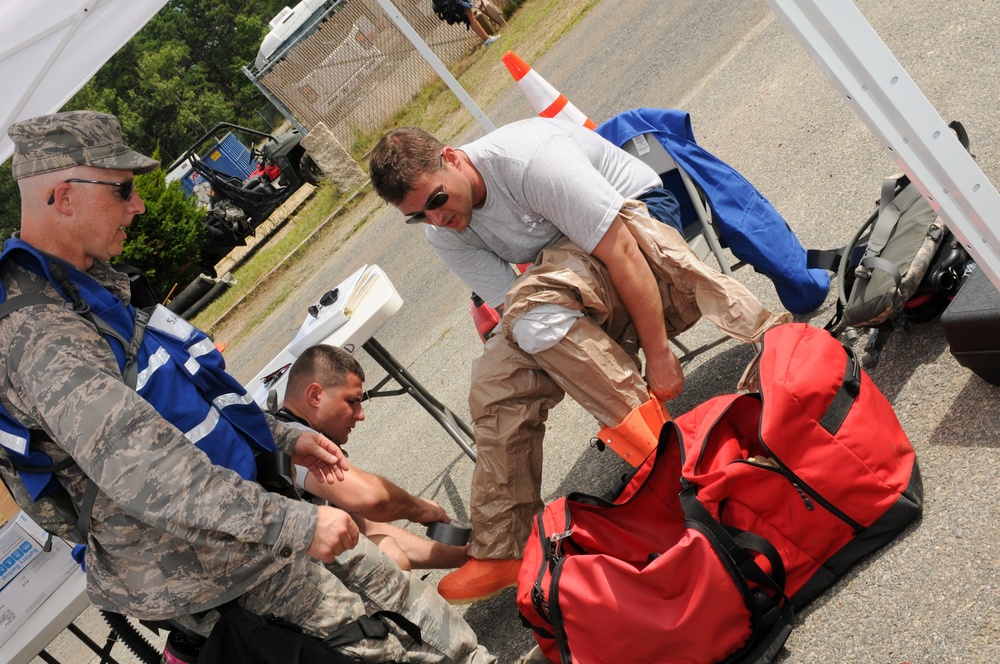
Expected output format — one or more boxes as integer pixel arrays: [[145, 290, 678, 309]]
[[0, 513, 78, 647], [0, 482, 18, 529], [0, 522, 42, 591]]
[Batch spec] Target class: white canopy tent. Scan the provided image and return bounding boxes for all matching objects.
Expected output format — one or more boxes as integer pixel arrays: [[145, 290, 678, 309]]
[[0, 0, 168, 162]]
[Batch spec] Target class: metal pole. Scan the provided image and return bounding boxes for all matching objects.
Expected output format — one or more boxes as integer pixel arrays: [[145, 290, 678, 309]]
[[767, 0, 1000, 290], [241, 66, 307, 134], [374, 0, 496, 134]]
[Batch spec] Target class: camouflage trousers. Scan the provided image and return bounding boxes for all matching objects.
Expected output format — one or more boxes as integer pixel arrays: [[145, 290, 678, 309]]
[[239, 535, 494, 663]]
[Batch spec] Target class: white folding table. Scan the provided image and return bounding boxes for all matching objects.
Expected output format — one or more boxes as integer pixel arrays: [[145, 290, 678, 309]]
[[245, 264, 477, 461]]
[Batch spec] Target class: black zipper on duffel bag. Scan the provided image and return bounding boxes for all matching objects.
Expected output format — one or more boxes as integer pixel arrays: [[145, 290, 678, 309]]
[[755, 338, 867, 535], [754, 455, 864, 535], [547, 554, 573, 664], [520, 512, 558, 643], [529, 511, 555, 626], [737, 460, 815, 512]]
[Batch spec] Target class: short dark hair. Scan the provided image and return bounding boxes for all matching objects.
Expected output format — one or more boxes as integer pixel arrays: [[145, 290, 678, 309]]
[[286, 344, 365, 397], [369, 127, 444, 204]]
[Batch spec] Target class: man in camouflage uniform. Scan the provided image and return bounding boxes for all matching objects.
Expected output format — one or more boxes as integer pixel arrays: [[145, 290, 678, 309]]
[[0, 110, 493, 663]]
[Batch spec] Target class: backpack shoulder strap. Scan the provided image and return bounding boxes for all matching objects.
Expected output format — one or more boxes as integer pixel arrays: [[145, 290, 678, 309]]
[[0, 293, 74, 319], [0, 270, 153, 545], [855, 177, 924, 281]]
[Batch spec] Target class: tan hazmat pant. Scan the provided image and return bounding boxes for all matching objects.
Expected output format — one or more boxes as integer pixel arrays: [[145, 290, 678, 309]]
[[468, 202, 790, 559]]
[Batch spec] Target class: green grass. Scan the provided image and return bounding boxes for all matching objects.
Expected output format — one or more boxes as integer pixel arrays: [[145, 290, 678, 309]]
[[190, 183, 353, 330]]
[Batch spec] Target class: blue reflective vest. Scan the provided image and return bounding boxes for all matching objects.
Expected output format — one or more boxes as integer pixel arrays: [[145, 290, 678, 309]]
[[0, 239, 276, 503]]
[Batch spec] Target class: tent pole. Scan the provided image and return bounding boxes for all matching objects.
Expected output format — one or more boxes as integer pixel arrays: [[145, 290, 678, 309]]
[[767, 0, 1000, 290], [374, 0, 496, 134]]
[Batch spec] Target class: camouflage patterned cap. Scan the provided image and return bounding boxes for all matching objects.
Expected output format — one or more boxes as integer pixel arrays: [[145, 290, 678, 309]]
[[7, 110, 159, 180]]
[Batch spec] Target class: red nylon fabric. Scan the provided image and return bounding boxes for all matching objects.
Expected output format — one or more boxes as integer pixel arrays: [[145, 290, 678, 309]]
[[517, 428, 754, 663]]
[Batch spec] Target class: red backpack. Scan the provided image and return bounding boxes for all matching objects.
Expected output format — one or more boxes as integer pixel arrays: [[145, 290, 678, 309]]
[[517, 323, 923, 663]]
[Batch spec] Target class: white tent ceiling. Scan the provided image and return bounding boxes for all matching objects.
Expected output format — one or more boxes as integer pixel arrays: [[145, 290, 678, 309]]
[[0, 0, 169, 162]]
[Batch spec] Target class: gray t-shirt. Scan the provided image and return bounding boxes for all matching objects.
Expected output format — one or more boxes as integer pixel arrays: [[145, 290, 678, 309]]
[[426, 118, 661, 308]]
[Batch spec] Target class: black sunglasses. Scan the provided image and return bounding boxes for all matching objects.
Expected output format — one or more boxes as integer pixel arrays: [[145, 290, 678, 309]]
[[47, 178, 135, 205], [404, 191, 449, 224], [307, 288, 340, 317], [405, 158, 449, 224]]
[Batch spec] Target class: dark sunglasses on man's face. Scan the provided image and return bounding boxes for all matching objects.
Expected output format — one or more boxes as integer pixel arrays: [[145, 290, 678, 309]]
[[47, 178, 135, 205], [404, 190, 449, 224]]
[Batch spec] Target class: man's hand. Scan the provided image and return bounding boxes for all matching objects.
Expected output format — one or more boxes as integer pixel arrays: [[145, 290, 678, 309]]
[[645, 348, 685, 402], [292, 430, 348, 484], [409, 498, 449, 525], [306, 505, 360, 562]]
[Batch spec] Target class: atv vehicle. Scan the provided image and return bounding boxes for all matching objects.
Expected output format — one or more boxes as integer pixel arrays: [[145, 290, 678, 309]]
[[167, 122, 324, 274]]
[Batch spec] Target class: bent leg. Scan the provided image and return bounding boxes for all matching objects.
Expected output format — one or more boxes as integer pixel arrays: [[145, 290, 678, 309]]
[[619, 204, 791, 342], [468, 334, 564, 559], [240, 536, 494, 663], [530, 314, 650, 430]]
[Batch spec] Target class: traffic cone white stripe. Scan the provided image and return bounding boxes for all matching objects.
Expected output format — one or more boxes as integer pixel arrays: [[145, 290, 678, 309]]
[[502, 51, 597, 130]]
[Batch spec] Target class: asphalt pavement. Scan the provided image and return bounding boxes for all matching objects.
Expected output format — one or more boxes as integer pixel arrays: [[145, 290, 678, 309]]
[[216, 1, 999, 662]]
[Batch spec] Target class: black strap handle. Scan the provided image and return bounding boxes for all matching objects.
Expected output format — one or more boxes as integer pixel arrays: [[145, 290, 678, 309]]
[[819, 344, 862, 435], [679, 482, 789, 608]]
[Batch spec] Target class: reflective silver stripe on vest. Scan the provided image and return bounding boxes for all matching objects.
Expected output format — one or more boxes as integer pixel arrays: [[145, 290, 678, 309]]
[[136, 347, 171, 392], [184, 356, 200, 375], [0, 429, 29, 455], [214, 393, 255, 410], [185, 406, 220, 445], [189, 338, 216, 359]]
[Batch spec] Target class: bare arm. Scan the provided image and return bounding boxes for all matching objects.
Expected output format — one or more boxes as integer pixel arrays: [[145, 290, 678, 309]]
[[304, 461, 448, 524], [590, 214, 684, 401], [291, 429, 348, 483]]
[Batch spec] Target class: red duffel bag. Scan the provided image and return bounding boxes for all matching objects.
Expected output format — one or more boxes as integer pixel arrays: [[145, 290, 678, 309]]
[[517, 422, 793, 664], [679, 322, 924, 607], [516, 323, 922, 663]]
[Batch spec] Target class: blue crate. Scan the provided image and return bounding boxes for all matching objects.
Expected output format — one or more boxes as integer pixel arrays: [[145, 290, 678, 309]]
[[176, 132, 260, 196]]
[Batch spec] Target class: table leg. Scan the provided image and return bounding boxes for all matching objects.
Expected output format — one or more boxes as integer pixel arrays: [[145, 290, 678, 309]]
[[66, 623, 121, 664], [362, 337, 477, 462]]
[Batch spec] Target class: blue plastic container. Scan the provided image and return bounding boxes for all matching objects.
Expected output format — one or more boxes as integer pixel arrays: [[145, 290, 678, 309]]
[[178, 132, 260, 195]]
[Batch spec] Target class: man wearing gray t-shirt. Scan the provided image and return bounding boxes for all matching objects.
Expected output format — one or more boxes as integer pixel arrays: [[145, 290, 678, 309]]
[[370, 118, 788, 604]]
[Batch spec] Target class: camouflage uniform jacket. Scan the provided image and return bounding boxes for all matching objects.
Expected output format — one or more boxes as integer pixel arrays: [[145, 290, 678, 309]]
[[0, 255, 318, 619]]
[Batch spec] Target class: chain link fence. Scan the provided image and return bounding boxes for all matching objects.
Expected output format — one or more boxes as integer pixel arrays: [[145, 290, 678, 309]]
[[244, 0, 490, 152]]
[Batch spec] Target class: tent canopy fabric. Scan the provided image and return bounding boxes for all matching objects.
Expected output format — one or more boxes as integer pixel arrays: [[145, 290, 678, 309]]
[[0, 0, 169, 163]]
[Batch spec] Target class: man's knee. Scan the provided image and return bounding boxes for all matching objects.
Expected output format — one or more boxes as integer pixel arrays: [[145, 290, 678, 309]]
[[470, 333, 561, 415], [510, 304, 584, 353]]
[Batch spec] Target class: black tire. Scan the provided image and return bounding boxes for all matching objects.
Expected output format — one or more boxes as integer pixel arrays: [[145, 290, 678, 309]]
[[298, 152, 323, 185]]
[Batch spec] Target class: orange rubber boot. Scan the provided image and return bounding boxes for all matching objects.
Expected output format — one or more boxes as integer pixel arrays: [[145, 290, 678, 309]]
[[437, 558, 521, 604], [595, 398, 670, 466]]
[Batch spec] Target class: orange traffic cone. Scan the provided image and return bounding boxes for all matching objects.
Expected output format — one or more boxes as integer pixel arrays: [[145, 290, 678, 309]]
[[502, 51, 597, 129]]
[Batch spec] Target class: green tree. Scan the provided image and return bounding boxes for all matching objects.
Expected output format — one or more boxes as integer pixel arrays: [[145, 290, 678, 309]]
[[0, 160, 20, 241], [2, 0, 292, 290], [67, 0, 287, 161], [116, 157, 207, 300]]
